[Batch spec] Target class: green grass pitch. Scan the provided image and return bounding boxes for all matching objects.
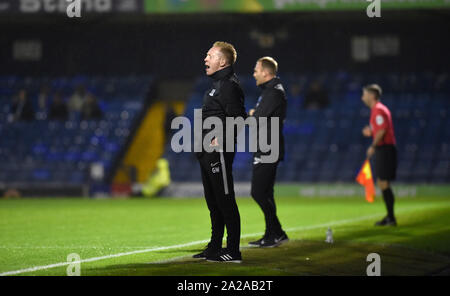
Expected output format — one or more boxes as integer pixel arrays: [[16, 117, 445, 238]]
[[1, 194, 450, 276]]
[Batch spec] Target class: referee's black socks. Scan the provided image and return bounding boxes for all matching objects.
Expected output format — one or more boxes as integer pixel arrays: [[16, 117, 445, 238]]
[[382, 188, 395, 219]]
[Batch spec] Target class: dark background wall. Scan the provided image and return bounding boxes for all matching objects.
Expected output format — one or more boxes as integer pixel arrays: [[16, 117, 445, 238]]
[[1, 10, 449, 77]]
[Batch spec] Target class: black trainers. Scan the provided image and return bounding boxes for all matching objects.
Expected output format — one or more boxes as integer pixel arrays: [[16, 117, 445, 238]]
[[260, 233, 289, 248], [375, 216, 397, 226], [248, 237, 265, 247], [206, 249, 242, 263], [192, 244, 220, 259]]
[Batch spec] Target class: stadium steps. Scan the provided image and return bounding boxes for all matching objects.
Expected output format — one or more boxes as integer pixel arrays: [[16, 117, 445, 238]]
[[113, 101, 167, 184]]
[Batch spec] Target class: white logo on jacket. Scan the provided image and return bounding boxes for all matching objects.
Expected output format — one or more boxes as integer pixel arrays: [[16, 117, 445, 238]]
[[274, 84, 284, 92]]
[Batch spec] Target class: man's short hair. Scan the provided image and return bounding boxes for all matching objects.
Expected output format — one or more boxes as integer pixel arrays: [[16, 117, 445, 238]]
[[258, 56, 278, 75], [363, 84, 382, 99], [213, 41, 237, 65]]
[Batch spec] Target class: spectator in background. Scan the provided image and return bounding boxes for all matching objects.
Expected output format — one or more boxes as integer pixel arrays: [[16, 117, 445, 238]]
[[289, 83, 303, 109], [68, 84, 88, 113], [81, 93, 102, 120], [37, 85, 50, 114], [48, 92, 69, 121], [302, 81, 329, 110], [9, 89, 34, 122], [163, 103, 177, 144]]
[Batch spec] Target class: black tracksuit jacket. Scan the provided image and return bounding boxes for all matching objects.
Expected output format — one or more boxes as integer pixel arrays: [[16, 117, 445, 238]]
[[196, 66, 247, 156], [252, 77, 287, 162]]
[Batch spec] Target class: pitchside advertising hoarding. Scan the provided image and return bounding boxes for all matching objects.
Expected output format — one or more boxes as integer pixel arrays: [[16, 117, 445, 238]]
[[0, 0, 145, 14], [143, 0, 450, 13], [0, 0, 449, 15]]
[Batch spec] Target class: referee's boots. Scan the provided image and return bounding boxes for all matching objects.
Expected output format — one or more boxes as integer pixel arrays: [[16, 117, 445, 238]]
[[375, 216, 397, 226]]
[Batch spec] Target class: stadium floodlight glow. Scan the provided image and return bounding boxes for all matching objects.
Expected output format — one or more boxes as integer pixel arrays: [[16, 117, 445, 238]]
[[170, 109, 280, 164]]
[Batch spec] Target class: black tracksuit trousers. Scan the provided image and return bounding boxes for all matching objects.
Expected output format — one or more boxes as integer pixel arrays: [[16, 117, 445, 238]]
[[198, 151, 240, 254], [251, 161, 283, 238]]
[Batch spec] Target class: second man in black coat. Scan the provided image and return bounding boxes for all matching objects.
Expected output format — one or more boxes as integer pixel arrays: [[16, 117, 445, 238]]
[[248, 57, 289, 248]]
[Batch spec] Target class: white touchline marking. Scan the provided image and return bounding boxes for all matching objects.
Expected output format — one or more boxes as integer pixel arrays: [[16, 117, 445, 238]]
[[0, 239, 210, 276], [147, 254, 194, 264], [0, 246, 189, 249], [0, 203, 446, 276]]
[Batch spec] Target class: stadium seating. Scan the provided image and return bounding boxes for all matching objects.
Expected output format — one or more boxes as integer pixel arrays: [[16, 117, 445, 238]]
[[165, 71, 450, 184], [0, 72, 448, 192], [0, 76, 151, 187]]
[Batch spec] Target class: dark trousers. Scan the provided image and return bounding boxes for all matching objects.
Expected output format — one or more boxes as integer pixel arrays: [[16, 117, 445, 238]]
[[251, 161, 283, 237], [198, 151, 240, 254]]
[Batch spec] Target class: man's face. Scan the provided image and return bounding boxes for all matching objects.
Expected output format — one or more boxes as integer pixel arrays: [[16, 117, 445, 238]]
[[253, 61, 266, 86], [204, 47, 224, 76], [361, 90, 373, 107]]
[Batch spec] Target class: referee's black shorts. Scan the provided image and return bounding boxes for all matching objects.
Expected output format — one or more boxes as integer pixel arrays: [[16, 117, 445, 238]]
[[375, 144, 397, 181]]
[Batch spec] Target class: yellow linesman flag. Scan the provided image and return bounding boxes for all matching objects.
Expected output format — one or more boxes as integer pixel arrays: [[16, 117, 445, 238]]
[[356, 160, 376, 203]]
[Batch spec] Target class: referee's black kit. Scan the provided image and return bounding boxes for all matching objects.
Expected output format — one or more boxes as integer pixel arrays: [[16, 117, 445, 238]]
[[194, 66, 247, 262]]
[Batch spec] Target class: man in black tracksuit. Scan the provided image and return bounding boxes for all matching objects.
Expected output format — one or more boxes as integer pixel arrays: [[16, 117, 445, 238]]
[[248, 57, 288, 248], [193, 42, 247, 262]]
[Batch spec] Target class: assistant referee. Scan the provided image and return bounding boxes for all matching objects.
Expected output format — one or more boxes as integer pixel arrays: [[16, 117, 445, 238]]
[[193, 41, 247, 262], [361, 84, 398, 226], [248, 57, 288, 247]]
